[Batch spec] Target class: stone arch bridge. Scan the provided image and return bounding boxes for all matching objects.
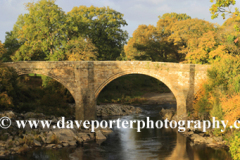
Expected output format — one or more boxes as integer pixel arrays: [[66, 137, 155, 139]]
[[3, 61, 209, 120]]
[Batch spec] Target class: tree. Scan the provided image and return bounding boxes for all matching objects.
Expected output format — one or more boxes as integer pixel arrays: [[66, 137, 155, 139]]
[[67, 5, 128, 60], [2, 31, 22, 62], [0, 66, 20, 110], [168, 18, 216, 57], [65, 37, 98, 61], [156, 13, 192, 61], [10, 0, 68, 61], [0, 41, 7, 61], [124, 13, 192, 62], [210, 0, 240, 31], [124, 25, 162, 61]]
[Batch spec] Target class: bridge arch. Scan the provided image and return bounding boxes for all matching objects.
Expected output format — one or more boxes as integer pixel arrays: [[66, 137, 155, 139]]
[[16, 70, 76, 103], [95, 70, 187, 116]]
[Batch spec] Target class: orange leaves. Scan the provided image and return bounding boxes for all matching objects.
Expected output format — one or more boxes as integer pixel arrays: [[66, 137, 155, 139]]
[[221, 94, 240, 125], [124, 13, 193, 62], [186, 30, 229, 64]]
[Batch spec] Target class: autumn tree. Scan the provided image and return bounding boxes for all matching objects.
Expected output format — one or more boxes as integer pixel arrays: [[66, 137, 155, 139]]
[[124, 13, 191, 62], [210, 0, 240, 31], [0, 41, 7, 61], [67, 5, 128, 60], [7, 0, 99, 62], [10, 0, 70, 61], [124, 25, 162, 61], [65, 37, 98, 61], [2, 31, 22, 62], [0, 66, 20, 110], [156, 13, 192, 61]]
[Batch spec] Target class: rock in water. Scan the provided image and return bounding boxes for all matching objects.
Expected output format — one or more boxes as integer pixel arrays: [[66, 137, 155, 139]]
[[95, 130, 106, 140]]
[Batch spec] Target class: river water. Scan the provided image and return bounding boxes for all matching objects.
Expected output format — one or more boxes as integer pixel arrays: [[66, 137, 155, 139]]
[[2, 104, 232, 160]]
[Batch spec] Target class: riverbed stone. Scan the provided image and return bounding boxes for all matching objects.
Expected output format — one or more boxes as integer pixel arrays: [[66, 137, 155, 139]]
[[96, 104, 142, 116], [95, 130, 106, 140], [62, 142, 69, 147], [45, 144, 55, 148], [78, 133, 90, 141], [52, 129, 76, 143], [160, 108, 175, 120], [68, 141, 77, 146], [33, 140, 41, 147]]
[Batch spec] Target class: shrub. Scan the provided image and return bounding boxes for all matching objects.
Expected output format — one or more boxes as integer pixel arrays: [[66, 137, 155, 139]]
[[230, 131, 240, 160]]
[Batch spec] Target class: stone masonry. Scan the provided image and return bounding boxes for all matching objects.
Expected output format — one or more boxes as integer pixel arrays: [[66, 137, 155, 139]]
[[3, 61, 210, 120]]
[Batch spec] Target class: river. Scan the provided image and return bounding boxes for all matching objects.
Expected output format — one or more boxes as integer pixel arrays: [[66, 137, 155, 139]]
[[2, 104, 232, 160]]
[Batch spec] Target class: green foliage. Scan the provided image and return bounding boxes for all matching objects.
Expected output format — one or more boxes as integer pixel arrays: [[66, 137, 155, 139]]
[[192, 54, 240, 119], [230, 131, 240, 160], [5, 0, 127, 62], [68, 5, 128, 60], [158, 12, 191, 20], [11, 0, 68, 61], [210, 0, 238, 19], [0, 66, 20, 110], [210, 0, 240, 31], [65, 37, 98, 61], [125, 13, 192, 62], [2, 31, 22, 62]]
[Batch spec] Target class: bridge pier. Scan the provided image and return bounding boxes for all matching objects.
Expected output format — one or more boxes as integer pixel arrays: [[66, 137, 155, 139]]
[[75, 94, 96, 121], [74, 62, 96, 120]]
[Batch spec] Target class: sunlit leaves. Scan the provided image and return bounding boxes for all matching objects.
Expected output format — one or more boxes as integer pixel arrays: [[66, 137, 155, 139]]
[[124, 13, 192, 62], [210, 0, 237, 19], [0, 41, 7, 61], [68, 5, 128, 60], [65, 37, 98, 61], [210, 0, 240, 31], [11, 0, 68, 61], [0, 67, 19, 109]]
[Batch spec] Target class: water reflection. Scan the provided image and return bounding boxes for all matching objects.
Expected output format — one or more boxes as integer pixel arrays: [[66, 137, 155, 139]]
[[2, 105, 232, 160]]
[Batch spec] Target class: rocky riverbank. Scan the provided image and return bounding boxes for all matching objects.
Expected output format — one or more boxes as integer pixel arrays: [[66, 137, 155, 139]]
[[159, 108, 228, 148], [0, 111, 112, 157], [0, 104, 142, 157], [96, 104, 142, 116]]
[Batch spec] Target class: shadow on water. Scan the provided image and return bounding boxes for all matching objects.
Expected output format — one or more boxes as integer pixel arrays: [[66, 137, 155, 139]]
[[1, 104, 232, 160]]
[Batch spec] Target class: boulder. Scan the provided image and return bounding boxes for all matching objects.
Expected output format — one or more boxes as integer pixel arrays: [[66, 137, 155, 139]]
[[78, 133, 90, 141], [45, 144, 55, 148], [52, 129, 76, 143], [4, 111, 16, 119], [160, 108, 175, 120], [95, 130, 106, 140], [62, 142, 69, 147], [68, 141, 77, 146], [33, 140, 41, 147], [96, 104, 141, 116]]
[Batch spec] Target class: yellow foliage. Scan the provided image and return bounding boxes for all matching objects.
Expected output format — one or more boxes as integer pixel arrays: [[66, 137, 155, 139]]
[[192, 79, 212, 118], [0, 41, 7, 59], [0, 92, 13, 106], [221, 94, 240, 125], [66, 37, 98, 61]]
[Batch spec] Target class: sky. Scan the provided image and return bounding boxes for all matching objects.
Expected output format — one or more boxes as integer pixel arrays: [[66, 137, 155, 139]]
[[0, 0, 239, 43]]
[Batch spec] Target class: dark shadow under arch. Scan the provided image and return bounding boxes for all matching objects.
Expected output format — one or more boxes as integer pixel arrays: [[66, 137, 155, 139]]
[[96, 73, 177, 105], [15, 73, 75, 117]]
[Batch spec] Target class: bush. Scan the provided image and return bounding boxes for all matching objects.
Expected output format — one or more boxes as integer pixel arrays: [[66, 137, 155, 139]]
[[230, 131, 240, 160], [192, 54, 240, 122]]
